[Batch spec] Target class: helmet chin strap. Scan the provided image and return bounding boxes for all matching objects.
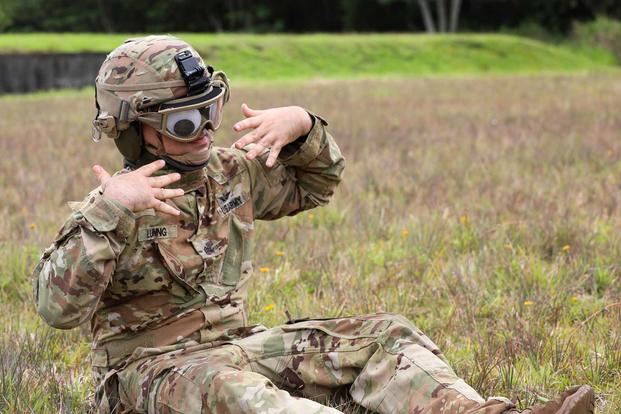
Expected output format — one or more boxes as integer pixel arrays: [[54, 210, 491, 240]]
[[161, 154, 208, 172], [146, 130, 210, 172]]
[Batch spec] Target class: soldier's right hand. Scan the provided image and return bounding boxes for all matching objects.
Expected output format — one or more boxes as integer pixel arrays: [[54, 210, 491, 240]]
[[92, 160, 184, 216]]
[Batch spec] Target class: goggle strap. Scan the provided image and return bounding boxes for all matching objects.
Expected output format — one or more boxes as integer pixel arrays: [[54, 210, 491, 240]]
[[119, 100, 130, 122], [137, 113, 164, 131], [211, 71, 230, 102]]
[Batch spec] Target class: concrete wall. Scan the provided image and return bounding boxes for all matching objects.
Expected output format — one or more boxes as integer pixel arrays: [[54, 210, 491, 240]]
[[0, 53, 107, 94]]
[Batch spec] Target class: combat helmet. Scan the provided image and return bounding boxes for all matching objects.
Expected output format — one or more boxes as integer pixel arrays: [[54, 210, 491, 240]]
[[92, 35, 230, 170]]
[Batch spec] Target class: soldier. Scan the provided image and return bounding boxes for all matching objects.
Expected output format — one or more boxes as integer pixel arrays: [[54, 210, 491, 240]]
[[33, 35, 594, 414]]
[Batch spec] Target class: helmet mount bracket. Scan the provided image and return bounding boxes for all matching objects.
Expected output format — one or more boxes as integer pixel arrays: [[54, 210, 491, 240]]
[[174, 51, 210, 95]]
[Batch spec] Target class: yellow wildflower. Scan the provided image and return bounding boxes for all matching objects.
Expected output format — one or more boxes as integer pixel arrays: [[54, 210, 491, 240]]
[[562, 245, 571, 252], [401, 229, 410, 238], [263, 304, 275, 312], [29, 222, 37, 230], [523, 300, 534, 306], [571, 296, 579, 303], [459, 215, 468, 225], [259, 267, 270, 273], [275, 251, 285, 257]]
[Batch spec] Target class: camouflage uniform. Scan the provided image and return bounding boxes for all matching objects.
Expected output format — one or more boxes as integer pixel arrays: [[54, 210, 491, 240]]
[[33, 124, 514, 413], [33, 35, 517, 414]]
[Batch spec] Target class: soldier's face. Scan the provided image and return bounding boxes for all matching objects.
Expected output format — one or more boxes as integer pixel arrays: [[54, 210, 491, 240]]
[[142, 124, 213, 156]]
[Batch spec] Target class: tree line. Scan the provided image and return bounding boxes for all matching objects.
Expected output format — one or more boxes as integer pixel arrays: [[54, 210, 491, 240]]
[[1, 0, 620, 34]]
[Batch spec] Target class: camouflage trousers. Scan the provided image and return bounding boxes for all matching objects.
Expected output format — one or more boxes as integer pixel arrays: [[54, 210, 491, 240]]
[[108, 313, 514, 413]]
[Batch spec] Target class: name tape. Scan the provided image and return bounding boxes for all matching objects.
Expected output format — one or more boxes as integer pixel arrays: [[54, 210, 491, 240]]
[[138, 225, 178, 241]]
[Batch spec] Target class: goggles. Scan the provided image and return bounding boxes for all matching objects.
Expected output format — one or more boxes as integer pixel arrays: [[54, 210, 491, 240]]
[[138, 85, 226, 142]]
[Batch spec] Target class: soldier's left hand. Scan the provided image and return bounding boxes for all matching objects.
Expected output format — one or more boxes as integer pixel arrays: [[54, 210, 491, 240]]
[[232, 104, 313, 168]]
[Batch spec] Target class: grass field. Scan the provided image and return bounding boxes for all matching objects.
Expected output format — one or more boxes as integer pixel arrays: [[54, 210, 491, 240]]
[[1, 73, 621, 412], [0, 33, 617, 80]]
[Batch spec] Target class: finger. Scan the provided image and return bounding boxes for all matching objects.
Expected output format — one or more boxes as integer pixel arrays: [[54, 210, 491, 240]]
[[241, 103, 264, 118], [245, 142, 267, 161], [136, 159, 166, 176], [153, 188, 185, 200], [152, 199, 181, 216], [234, 129, 264, 149], [233, 115, 261, 133], [149, 172, 181, 188], [92, 165, 111, 185], [265, 144, 282, 168]]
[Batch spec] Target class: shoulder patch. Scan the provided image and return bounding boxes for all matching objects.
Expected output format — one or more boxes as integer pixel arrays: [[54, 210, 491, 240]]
[[138, 225, 178, 241], [216, 184, 248, 215]]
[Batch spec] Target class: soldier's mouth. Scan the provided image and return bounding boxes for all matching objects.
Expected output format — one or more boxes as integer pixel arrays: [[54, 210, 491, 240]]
[[191, 128, 213, 147]]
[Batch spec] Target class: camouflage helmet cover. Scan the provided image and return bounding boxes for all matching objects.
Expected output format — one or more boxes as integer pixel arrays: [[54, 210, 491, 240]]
[[93, 35, 220, 140]]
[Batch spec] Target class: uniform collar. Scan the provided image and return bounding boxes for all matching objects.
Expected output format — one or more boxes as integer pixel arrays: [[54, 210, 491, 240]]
[[177, 168, 208, 193]]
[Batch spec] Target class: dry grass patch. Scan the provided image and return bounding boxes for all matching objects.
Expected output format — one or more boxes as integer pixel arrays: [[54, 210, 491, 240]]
[[1, 74, 620, 412]]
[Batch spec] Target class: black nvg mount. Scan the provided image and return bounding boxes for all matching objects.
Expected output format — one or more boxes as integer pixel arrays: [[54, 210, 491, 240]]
[[174, 50, 214, 95]]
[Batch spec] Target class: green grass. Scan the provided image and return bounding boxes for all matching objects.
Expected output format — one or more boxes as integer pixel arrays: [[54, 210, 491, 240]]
[[2, 74, 621, 412], [0, 33, 617, 79]]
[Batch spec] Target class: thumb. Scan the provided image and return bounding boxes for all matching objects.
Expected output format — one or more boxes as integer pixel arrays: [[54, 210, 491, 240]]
[[92, 165, 111, 185], [241, 103, 263, 118]]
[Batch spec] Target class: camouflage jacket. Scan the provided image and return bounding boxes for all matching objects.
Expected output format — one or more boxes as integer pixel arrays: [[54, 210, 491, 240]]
[[33, 116, 344, 368]]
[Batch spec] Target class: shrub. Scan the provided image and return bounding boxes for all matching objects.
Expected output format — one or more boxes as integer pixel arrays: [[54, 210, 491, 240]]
[[573, 16, 621, 63]]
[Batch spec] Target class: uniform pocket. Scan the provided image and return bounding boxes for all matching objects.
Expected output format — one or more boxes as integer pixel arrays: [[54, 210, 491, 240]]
[[280, 315, 392, 341], [150, 368, 202, 414], [33, 221, 80, 302], [190, 236, 227, 286], [155, 241, 200, 294], [236, 317, 386, 361], [220, 214, 252, 287]]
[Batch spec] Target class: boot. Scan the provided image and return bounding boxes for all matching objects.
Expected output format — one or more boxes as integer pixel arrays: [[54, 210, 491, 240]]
[[508, 385, 595, 414], [464, 385, 595, 414]]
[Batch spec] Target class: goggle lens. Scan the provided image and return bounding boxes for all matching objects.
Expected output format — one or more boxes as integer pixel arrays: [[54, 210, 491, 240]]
[[208, 98, 224, 130], [162, 100, 223, 140], [167, 109, 202, 137]]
